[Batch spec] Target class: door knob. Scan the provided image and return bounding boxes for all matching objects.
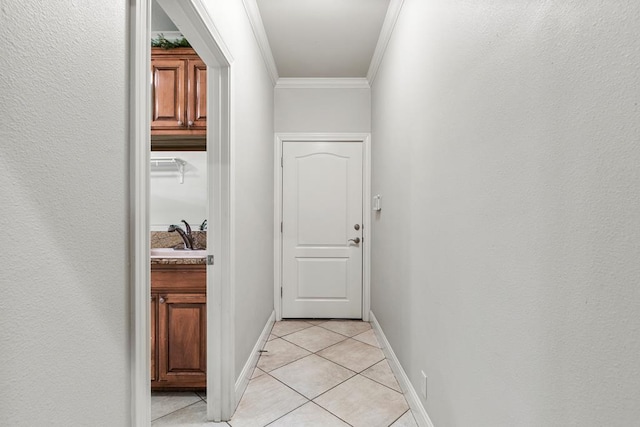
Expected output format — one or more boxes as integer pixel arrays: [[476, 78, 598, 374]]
[[188, 120, 194, 127], [159, 297, 165, 304], [354, 224, 360, 230], [348, 237, 361, 244]]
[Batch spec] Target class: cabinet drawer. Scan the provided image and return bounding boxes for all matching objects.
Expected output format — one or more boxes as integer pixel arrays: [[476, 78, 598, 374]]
[[151, 264, 206, 293]]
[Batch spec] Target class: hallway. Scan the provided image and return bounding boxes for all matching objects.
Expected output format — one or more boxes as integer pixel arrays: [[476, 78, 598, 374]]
[[152, 320, 418, 426]]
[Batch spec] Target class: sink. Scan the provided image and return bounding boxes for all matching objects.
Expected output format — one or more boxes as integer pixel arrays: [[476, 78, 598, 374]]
[[150, 248, 207, 258]]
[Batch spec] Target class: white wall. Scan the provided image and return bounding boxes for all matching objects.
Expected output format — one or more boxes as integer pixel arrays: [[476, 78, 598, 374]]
[[152, 0, 178, 31], [275, 87, 370, 132], [201, 2, 275, 379], [150, 151, 207, 230], [0, 1, 129, 426], [371, 1, 640, 426]]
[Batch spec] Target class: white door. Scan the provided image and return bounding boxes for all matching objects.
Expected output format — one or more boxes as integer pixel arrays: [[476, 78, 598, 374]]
[[282, 141, 363, 319]]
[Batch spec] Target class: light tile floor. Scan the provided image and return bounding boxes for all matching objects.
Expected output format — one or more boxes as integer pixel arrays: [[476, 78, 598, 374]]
[[151, 320, 418, 426]]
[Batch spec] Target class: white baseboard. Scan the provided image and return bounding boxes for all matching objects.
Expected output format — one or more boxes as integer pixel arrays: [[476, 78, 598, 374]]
[[234, 310, 275, 407], [370, 311, 435, 427]]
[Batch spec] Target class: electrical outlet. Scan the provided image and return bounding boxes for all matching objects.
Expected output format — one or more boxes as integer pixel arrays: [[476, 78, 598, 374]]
[[421, 371, 428, 399]]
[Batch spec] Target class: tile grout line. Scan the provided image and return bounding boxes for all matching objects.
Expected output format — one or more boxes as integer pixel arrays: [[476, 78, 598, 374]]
[[312, 346, 385, 376], [260, 397, 309, 426], [309, 373, 412, 427], [280, 332, 348, 349], [248, 321, 405, 426], [314, 323, 373, 339], [273, 320, 376, 342], [388, 408, 412, 427], [258, 346, 312, 373], [283, 323, 409, 425], [279, 327, 350, 349], [150, 399, 203, 424], [305, 400, 356, 427], [360, 372, 406, 396], [269, 320, 316, 337], [359, 360, 407, 395], [263, 336, 375, 376], [257, 372, 310, 426], [259, 330, 363, 426]]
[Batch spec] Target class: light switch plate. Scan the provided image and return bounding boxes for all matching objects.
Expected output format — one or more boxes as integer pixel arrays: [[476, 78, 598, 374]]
[[373, 194, 381, 211]]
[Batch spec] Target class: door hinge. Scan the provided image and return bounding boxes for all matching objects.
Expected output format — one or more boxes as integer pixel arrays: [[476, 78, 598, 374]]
[[280, 287, 283, 297], [207, 255, 214, 265], [280, 157, 283, 167], [280, 221, 283, 233]]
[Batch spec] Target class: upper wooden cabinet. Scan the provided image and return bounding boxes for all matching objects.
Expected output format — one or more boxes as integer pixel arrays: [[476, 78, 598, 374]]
[[151, 48, 206, 150]]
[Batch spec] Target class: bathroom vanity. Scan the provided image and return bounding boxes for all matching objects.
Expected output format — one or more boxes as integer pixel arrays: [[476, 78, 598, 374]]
[[151, 261, 206, 389]]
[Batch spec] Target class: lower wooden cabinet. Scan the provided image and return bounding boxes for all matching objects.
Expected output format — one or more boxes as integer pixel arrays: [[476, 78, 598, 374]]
[[151, 264, 206, 389], [151, 294, 157, 383]]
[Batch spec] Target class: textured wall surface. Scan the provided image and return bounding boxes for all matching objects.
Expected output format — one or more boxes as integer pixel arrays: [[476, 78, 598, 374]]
[[201, 2, 276, 379], [0, 1, 129, 426], [275, 87, 371, 133], [370, 1, 640, 426]]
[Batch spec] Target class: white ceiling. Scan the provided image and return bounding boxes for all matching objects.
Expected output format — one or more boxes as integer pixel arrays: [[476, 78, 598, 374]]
[[256, 0, 391, 78]]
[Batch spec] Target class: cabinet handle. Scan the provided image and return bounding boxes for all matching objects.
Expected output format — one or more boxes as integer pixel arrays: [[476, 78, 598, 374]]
[[177, 121, 183, 126], [159, 297, 165, 304]]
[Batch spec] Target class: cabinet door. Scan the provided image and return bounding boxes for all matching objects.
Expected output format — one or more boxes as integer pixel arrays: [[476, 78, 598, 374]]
[[151, 59, 186, 129], [151, 294, 157, 382], [158, 293, 206, 386], [187, 60, 207, 130]]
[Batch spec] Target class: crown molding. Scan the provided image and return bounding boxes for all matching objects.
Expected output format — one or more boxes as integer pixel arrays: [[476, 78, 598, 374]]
[[367, 0, 405, 85], [275, 78, 370, 89], [241, 0, 279, 84]]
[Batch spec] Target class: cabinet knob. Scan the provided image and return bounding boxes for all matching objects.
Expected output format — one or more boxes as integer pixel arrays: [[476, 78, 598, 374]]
[[159, 297, 165, 304], [188, 120, 194, 127], [177, 121, 183, 126]]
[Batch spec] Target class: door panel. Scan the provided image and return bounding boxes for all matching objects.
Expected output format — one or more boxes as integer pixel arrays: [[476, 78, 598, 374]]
[[151, 59, 185, 129], [187, 60, 207, 129], [296, 154, 348, 245], [297, 258, 348, 298], [151, 294, 157, 382], [158, 293, 206, 384], [282, 141, 363, 319]]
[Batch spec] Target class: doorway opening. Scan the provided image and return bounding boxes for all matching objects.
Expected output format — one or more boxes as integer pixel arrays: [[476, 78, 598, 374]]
[[130, 0, 234, 424], [149, 2, 208, 418]]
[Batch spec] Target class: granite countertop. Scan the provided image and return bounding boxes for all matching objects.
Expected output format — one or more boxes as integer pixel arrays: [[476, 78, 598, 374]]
[[150, 230, 207, 265], [150, 257, 206, 265], [151, 230, 206, 249]]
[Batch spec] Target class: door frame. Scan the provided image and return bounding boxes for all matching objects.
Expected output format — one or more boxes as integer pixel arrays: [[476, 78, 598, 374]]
[[274, 133, 371, 322], [130, 0, 235, 424]]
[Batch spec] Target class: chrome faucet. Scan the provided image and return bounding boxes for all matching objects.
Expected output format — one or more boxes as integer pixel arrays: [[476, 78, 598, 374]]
[[168, 223, 194, 250]]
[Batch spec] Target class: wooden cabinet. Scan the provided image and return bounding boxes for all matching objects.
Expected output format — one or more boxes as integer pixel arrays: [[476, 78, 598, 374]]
[[151, 264, 206, 389], [151, 294, 157, 383], [151, 48, 206, 150]]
